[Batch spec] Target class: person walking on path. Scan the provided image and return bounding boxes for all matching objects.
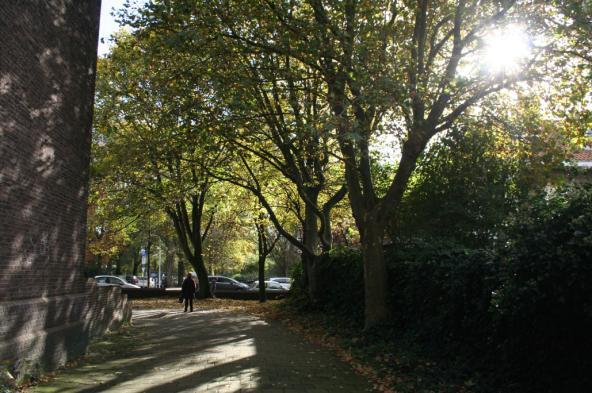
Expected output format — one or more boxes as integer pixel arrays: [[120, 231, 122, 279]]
[[181, 273, 196, 312]]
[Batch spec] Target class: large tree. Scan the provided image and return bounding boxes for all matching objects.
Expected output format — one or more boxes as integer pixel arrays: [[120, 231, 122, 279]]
[[93, 32, 225, 297], [157, 0, 547, 328], [128, 0, 580, 328], [128, 8, 349, 302]]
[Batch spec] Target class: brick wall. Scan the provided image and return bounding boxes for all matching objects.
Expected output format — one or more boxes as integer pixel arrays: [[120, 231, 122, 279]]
[[0, 0, 131, 373], [0, 0, 100, 302], [0, 281, 132, 371]]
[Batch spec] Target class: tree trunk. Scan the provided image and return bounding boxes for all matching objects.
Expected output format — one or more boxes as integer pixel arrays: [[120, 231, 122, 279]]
[[115, 257, 122, 275], [94, 254, 101, 273], [132, 249, 140, 276], [302, 253, 323, 302], [300, 252, 310, 288], [302, 190, 322, 302], [146, 241, 151, 288], [192, 254, 212, 298], [361, 220, 390, 330], [258, 256, 267, 303], [165, 248, 174, 287], [177, 256, 184, 287], [167, 198, 212, 296]]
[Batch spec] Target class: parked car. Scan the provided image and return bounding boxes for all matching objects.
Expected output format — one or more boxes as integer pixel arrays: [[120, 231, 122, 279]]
[[250, 280, 289, 292], [94, 275, 140, 289], [269, 277, 292, 290], [125, 275, 139, 285], [208, 275, 250, 291]]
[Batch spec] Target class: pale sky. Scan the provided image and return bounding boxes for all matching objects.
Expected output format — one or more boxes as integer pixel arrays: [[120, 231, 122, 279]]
[[98, 0, 148, 56]]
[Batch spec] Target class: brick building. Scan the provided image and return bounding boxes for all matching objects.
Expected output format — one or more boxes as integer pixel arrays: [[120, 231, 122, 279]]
[[0, 0, 130, 376], [574, 149, 592, 168]]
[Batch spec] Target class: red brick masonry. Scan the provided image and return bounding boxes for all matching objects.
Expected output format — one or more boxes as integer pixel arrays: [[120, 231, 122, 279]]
[[574, 149, 592, 161], [0, 0, 130, 373], [0, 281, 131, 371]]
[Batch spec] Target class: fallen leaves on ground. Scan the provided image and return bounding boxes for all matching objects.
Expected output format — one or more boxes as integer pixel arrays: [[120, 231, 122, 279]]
[[130, 297, 281, 314]]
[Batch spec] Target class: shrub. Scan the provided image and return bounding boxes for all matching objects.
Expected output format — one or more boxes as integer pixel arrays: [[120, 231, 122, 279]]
[[387, 239, 499, 355], [492, 185, 592, 391], [289, 248, 365, 323], [318, 247, 365, 323], [290, 186, 592, 391]]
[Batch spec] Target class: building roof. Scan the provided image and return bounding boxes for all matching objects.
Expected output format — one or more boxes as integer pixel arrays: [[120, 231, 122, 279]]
[[574, 150, 592, 161]]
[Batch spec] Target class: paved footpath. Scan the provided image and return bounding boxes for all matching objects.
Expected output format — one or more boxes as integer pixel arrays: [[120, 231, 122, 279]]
[[32, 309, 374, 393]]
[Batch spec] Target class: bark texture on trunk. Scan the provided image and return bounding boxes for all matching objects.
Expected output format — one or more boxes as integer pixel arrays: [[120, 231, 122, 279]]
[[302, 253, 325, 303], [167, 192, 213, 298], [361, 222, 390, 329], [165, 248, 174, 287], [255, 215, 278, 303], [132, 250, 140, 276], [302, 192, 323, 302], [258, 256, 267, 303], [177, 257, 185, 287], [193, 255, 211, 298]]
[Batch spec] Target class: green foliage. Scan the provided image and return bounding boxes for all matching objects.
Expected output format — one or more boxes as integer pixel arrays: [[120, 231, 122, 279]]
[[492, 185, 592, 391], [289, 247, 364, 321], [396, 112, 569, 247], [388, 241, 498, 351], [397, 128, 521, 246], [96, 2, 592, 383], [300, 185, 592, 391], [319, 247, 365, 323]]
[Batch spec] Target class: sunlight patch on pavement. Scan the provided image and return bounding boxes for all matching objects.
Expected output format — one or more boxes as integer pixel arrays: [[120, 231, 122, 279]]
[[99, 337, 258, 392]]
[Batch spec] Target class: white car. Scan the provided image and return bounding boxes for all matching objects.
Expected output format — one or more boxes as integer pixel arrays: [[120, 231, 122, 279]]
[[94, 275, 140, 289], [269, 277, 292, 290], [250, 280, 289, 292]]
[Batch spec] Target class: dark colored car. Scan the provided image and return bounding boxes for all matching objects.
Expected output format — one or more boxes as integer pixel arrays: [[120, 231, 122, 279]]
[[208, 276, 250, 291], [125, 275, 139, 285]]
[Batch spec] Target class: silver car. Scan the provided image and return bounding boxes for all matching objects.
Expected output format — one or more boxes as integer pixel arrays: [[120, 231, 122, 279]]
[[208, 275, 250, 291], [94, 275, 140, 289], [269, 277, 292, 290], [250, 280, 289, 292]]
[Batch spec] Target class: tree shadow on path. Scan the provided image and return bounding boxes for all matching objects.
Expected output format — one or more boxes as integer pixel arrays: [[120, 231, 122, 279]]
[[34, 308, 373, 393]]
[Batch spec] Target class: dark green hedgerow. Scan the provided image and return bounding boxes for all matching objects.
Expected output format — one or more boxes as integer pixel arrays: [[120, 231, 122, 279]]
[[491, 185, 592, 392], [291, 185, 592, 392]]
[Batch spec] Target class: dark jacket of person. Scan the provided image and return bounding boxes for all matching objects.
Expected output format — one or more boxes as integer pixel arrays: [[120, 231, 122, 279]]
[[181, 277, 196, 298]]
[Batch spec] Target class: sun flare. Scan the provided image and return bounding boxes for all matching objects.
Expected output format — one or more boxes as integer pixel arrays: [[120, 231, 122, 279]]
[[483, 25, 531, 74]]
